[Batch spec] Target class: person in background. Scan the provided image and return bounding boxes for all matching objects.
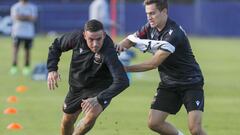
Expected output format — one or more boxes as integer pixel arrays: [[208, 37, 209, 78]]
[[89, 0, 116, 34], [116, 0, 207, 135], [10, 0, 38, 75], [118, 50, 136, 81], [47, 19, 129, 135]]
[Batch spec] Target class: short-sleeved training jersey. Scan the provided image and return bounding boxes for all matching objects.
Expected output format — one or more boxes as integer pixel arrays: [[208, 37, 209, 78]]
[[11, 2, 38, 38], [135, 18, 203, 87]]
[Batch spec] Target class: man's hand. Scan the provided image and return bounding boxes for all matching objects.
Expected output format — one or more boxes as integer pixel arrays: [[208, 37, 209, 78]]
[[47, 71, 61, 90], [115, 44, 126, 55], [81, 97, 102, 114]]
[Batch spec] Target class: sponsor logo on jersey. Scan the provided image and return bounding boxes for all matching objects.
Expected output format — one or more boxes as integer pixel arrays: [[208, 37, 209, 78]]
[[104, 100, 108, 104], [169, 29, 173, 35], [63, 103, 67, 110], [79, 48, 83, 54]]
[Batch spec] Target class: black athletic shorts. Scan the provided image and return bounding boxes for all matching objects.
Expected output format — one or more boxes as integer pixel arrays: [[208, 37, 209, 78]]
[[13, 37, 33, 49], [63, 86, 111, 114], [151, 83, 204, 114]]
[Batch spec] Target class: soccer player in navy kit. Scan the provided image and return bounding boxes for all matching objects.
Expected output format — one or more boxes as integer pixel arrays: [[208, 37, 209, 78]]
[[116, 0, 207, 135], [47, 20, 129, 135]]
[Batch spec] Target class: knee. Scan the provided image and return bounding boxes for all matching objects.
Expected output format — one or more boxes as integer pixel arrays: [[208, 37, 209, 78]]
[[148, 119, 163, 132], [83, 116, 97, 128], [61, 116, 75, 129], [148, 121, 158, 131], [189, 124, 202, 135], [82, 106, 102, 127]]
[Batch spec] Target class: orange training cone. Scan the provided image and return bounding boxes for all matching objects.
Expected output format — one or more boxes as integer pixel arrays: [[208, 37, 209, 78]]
[[7, 123, 23, 130], [7, 96, 18, 103], [16, 85, 28, 93], [3, 107, 17, 114]]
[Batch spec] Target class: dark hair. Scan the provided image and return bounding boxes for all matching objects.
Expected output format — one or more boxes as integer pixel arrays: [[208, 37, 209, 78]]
[[144, 0, 168, 11], [84, 19, 104, 32]]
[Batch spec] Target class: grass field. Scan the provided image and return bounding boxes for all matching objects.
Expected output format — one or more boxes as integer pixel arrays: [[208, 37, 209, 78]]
[[0, 35, 240, 135]]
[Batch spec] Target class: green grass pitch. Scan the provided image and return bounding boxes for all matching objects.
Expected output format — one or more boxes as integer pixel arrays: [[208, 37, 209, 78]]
[[0, 35, 240, 135]]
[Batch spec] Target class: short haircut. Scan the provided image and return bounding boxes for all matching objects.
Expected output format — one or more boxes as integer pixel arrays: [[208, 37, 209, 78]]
[[84, 19, 104, 32], [144, 0, 168, 11]]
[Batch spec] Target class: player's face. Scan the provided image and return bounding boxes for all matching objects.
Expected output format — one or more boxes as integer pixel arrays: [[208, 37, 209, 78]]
[[145, 4, 167, 29], [84, 30, 105, 53]]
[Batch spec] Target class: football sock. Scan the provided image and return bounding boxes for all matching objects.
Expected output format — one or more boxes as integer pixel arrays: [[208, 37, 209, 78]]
[[178, 130, 184, 135]]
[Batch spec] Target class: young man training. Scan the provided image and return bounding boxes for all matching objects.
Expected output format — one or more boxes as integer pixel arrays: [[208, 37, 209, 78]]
[[116, 0, 207, 135], [47, 19, 129, 135]]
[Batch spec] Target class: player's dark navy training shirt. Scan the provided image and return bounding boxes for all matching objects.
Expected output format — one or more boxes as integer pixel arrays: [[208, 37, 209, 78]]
[[135, 18, 204, 87], [47, 30, 129, 105]]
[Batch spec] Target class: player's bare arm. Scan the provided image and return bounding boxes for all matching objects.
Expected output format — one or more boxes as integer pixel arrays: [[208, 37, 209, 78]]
[[125, 50, 170, 72], [116, 38, 135, 52], [16, 15, 36, 22]]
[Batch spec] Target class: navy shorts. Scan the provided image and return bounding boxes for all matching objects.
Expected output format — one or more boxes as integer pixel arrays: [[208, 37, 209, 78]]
[[13, 37, 33, 49], [63, 86, 111, 114], [151, 83, 204, 114]]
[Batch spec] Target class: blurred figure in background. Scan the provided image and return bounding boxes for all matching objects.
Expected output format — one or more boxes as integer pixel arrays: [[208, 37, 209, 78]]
[[89, 0, 116, 34], [118, 50, 136, 81], [10, 0, 38, 75]]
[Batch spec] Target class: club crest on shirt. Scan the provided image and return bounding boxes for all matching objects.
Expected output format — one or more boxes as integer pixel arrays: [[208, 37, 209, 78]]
[[94, 53, 102, 64]]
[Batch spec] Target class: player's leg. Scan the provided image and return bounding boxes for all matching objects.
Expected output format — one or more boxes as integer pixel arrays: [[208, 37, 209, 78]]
[[183, 84, 207, 135], [61, 110, 81, 135], [73, 103, 103, 135], [61, 87, 83, 135], [149, 87, 183, 135], [10, 37, 21, 74], [188, 110, 207, 135], [148, 109, 180, 135], [22, 39, 33, 75]]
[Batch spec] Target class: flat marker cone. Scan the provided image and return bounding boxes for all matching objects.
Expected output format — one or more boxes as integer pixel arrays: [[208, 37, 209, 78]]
[[3, 107, 17, 114], [16, 85, 28, 93], [7, 123, 23, 130], [7, 96, 18, 103]]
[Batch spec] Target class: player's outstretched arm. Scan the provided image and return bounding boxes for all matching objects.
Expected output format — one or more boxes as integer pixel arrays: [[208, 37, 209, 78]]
[[125, 50, 170, 72], [116, 37, 135, 52], [47, 71, 61, 90]]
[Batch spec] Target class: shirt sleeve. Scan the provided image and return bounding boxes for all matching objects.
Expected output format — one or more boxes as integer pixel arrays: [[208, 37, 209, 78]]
[[162, 27, 186, 49], [97, 42, 129, 106], [47, 31, 80, 72], [131, 23, 179, 54], [127, 34, 175, 54], [135, 23, 149, 39]]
